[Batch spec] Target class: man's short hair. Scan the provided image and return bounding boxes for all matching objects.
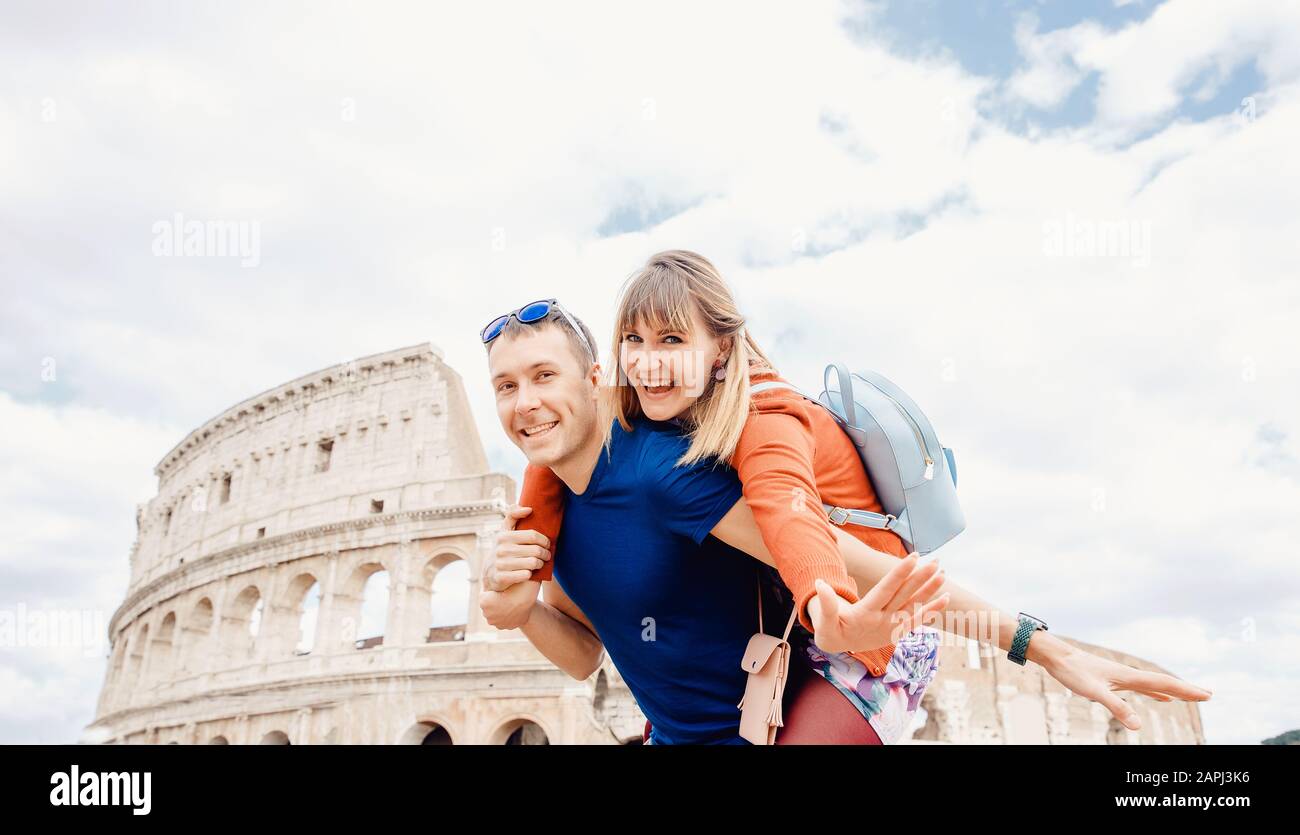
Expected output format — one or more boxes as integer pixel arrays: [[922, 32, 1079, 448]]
[[485, 307, 598, 372]]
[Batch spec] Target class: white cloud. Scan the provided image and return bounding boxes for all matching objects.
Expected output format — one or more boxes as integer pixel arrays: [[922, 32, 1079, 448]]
[[1005, 0, 1300, 141]]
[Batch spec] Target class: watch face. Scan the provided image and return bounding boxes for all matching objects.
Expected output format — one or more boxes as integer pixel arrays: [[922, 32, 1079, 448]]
[[1020, 613, 1048, 631]]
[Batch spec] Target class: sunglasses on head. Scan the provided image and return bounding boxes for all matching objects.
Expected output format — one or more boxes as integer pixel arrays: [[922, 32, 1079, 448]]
[[480, 298, 595, 362]]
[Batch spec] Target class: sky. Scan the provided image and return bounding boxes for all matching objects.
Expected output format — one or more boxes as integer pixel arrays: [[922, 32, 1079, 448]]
[[1, 0, 1297, 745]]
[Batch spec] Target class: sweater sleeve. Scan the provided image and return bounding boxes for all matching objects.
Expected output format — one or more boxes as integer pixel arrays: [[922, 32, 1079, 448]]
[[518, 463, 565, 582], [731, 404, 860, 633]]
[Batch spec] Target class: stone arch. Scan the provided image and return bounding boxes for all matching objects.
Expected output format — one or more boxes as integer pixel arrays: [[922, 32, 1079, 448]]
[[399, 719, 456, 745], [1002, 693, 1049, 745], [105, 633, 129, 693], [266, 572, 321, 657], [260, 730, 291, 745], [208, 735, 229, 745], [593, 670, 609, 723], [338, 562, 390, 650], [124, 623, 150, 693], [148, 612, 178, 683], [489, 716, 551, 745], [219, 584, 263, 665], [178, 598, 214, 676], [418, 552, 469, 642]]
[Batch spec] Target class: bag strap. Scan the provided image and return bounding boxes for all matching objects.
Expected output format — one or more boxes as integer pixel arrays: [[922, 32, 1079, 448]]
[[825, 363, 858, 427], [822, 502, 899, 530], [750, 379, 899, 534]]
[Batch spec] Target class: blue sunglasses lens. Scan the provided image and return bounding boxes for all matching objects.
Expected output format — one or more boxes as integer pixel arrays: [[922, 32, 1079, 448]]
[[481, 315, 510, 343], [517, 301, 552, 323]]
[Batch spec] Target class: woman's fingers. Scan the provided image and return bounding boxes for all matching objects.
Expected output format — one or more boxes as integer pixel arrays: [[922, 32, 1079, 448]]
[[894, 567, 947, 612], [882, 559, 942, 614], [858, 554, 919, 609], [811, 579, 847, 647], [1113, 669, 1213, 701]]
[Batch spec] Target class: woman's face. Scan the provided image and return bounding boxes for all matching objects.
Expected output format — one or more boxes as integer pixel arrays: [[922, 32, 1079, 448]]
[[619, 303, 725, 421]]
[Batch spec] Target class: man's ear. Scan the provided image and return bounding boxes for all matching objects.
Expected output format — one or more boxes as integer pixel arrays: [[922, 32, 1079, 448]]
[[587, 362, 602, 394]]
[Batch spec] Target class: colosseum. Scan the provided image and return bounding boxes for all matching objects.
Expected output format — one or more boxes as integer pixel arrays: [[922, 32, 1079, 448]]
[[83, 343, 1204, 745]]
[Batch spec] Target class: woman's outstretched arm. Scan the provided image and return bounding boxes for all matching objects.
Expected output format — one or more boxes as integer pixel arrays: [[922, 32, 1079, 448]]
[[829, 529, 1214, 730]]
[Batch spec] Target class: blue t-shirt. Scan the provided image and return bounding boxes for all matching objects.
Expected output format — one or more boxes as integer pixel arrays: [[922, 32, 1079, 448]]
[[551, 417, 761, 745]]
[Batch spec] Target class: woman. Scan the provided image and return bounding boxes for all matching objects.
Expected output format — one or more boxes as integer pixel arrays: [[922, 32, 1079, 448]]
[[495, 250, 1212, 744]]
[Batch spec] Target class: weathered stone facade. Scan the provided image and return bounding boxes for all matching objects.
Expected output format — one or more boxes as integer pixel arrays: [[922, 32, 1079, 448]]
[[84, 343, 1202, 745]]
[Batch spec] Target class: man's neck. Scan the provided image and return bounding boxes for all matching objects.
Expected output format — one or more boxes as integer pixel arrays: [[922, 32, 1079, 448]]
[[549, 432, 604, 496]]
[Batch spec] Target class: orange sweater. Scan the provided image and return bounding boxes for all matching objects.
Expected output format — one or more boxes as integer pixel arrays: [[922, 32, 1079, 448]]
[[517, 367, 911, 676]]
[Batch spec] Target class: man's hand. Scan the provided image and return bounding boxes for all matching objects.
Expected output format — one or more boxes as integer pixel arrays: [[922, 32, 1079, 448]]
[[480, 580, 541, 630], [807, 553, 949, 654], [1036, 640, 1213, 731], [485, 505, 552, 593]]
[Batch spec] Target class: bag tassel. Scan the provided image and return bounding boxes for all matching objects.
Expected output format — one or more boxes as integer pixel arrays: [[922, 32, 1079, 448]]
[[767, 696, 783, 728]]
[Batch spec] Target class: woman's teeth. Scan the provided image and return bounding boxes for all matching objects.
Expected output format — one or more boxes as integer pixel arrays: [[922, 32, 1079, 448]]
[[643, 382, 675, 395], [522, 421, 557, 437]]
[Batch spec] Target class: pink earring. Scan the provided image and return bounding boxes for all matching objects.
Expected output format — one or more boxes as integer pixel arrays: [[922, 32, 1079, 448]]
[[713, 358, 728, 381]]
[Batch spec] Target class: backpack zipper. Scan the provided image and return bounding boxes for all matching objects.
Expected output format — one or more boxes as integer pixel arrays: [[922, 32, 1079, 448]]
[[859, 377, 935, 479]]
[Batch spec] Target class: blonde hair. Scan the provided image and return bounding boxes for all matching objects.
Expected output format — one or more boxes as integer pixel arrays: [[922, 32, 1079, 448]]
[[599, 249, 774, 467]]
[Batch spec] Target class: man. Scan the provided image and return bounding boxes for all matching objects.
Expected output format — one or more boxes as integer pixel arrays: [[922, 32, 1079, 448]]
[[476, 299, 942, 744]]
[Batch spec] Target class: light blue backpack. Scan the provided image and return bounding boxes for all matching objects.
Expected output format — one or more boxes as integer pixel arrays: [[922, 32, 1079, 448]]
[[751, 363, 965, 555]]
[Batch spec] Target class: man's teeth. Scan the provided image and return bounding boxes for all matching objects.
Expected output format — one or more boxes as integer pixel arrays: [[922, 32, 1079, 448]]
[[523, 421, 557, 437]]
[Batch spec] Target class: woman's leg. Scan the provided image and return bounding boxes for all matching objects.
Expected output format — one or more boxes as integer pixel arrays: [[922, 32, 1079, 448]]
[[775, 654, 882, 745]]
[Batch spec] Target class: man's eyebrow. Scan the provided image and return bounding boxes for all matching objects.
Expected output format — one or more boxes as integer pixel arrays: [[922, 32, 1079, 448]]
[[492, 361, 556, 383]]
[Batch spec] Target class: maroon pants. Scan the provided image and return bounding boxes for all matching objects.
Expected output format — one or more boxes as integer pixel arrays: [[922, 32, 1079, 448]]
[[774, 653, 882, 745]]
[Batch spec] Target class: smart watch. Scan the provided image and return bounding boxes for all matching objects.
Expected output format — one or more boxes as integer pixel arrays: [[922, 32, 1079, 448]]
[[1008, 612, 1048, 666]]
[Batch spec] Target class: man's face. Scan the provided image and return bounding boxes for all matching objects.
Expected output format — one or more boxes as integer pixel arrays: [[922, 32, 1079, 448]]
[[488, 324, 599, 469]]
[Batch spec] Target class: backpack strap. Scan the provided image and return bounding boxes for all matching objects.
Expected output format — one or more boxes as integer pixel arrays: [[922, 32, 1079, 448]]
[[825, 363, 858, 427], [750, 380, 900, 535], [823, 503, 899, 531]]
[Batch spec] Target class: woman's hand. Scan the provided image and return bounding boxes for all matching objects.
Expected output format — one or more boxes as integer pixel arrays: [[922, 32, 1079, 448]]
[[807, 554, 950, 655], [1035, 639, 1213, 731]]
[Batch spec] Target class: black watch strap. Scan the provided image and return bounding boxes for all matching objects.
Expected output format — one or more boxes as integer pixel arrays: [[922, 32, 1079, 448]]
[[1008, 612, 1048, 666]]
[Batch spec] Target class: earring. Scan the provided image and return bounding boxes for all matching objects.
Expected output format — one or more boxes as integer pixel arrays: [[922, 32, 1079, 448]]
[[713, 358, 728, 381]]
